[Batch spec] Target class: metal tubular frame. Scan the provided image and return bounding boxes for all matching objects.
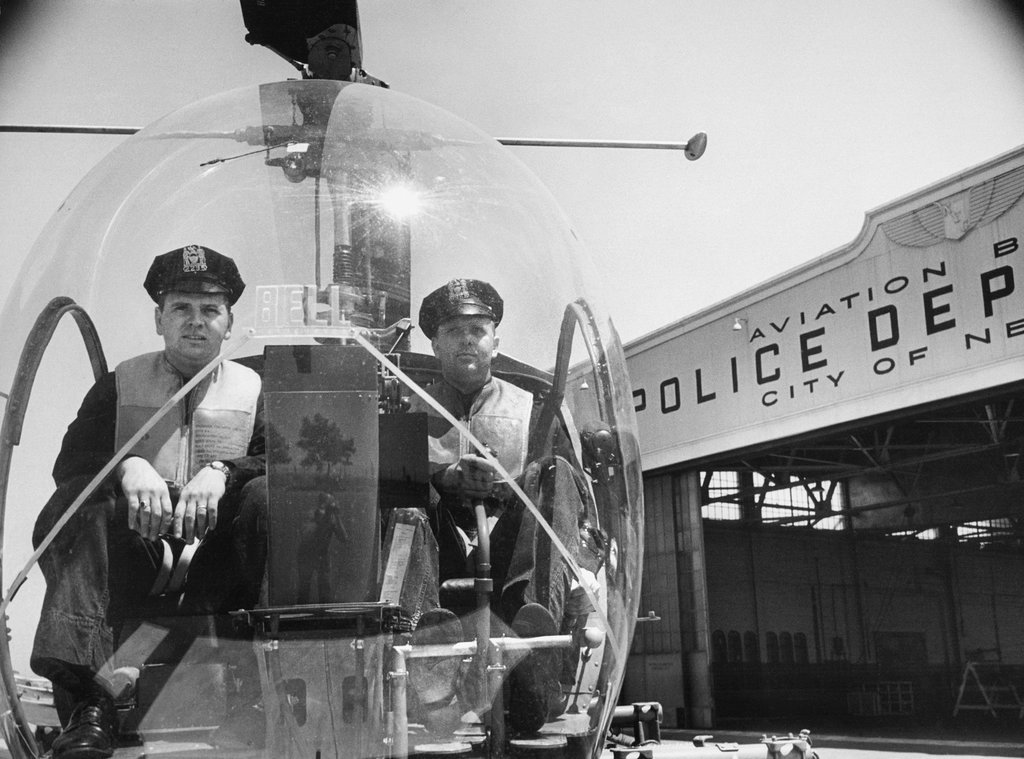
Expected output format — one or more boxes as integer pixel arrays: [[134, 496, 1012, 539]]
[[0, 297, 108, 758]]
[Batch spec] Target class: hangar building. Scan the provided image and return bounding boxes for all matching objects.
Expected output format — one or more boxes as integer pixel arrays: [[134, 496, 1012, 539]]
[[620, 144, 1024, 729]]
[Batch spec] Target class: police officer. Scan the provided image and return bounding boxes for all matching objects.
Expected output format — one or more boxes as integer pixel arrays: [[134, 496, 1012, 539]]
[[412, 278, 592, 734], [32, 246, 266, 759], [414, 278, 531, 577]]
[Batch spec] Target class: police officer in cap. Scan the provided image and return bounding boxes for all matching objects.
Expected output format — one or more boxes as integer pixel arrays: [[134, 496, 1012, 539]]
[[32, 245, 266, 758], [408, 278, 585, 734], [415, 277, 519, 513]]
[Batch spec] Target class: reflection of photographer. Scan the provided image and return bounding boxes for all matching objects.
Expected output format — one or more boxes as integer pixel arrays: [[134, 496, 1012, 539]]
[[31, 247, 266, 759], [296, 491, 349, 604]]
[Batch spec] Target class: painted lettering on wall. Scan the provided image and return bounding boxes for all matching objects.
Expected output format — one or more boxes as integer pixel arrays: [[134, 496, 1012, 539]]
[[632, 236, 1022, 416]]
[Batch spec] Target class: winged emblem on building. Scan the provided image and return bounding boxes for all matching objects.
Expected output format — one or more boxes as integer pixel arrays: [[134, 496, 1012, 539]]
[[881, 164, 1024, 247]]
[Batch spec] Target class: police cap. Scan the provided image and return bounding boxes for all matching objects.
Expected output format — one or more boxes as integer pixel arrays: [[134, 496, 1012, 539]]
[[419, 278, 503, 339], [144, 245, 245, 306]]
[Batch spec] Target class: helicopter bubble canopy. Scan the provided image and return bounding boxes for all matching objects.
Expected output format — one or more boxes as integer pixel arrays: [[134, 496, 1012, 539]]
[[0, 80, 643, 758]]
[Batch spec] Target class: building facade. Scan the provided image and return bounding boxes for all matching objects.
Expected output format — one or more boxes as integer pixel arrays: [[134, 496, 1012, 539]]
[[619, 145, 1024, 728]]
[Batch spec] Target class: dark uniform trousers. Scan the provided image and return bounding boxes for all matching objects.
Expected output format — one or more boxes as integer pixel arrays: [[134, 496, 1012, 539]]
[[31, 477, 267, 721], [423, 454, 591, 631]]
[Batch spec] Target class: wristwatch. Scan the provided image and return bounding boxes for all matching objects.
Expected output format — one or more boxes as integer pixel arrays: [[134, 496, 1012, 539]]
[[206, 460, 231, 484]]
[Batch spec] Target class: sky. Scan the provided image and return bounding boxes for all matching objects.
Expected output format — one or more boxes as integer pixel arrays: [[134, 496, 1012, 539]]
[[1, 0, 1024, 675], [2, 1, 1024, 346]]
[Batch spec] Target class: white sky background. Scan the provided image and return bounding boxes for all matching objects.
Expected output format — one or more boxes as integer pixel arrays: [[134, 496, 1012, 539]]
[[0, 0, 1023, 675], [2, 1, 1024, 344]]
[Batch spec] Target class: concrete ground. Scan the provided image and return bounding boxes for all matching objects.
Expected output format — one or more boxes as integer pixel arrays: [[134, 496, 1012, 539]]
[[662, 715, 1024, 758]]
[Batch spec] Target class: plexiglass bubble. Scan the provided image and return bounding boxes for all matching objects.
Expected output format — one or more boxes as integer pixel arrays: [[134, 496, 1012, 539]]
[[0, 80, 643, 759]]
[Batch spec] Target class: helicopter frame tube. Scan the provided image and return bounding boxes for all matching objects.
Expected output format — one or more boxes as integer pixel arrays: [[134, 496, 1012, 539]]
[[0, 325, 255, 758], [0, 297, 109, 757]]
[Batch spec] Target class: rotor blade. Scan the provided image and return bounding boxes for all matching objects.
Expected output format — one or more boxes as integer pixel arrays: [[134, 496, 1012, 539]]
[[498, 132, 707, 159], [0, 124, 139, 135], [0, 124, 706, 155], [497, 138, 684, 149]]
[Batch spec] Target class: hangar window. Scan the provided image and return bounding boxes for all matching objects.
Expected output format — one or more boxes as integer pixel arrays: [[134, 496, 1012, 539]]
[[794, 632, 809, 664], [756, 474, 845, 530], [701, 470, 846, 530], [702, 471, 742, 520], [958, 518, 1015, 546], [779, 631, 794, 664], [891, 527, 940, 540], [744, 630, 760, 662], [712, 630, 727, 664], [727, 630, 743, 662]]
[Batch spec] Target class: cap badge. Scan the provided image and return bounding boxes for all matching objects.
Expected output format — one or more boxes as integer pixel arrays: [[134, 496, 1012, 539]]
[[181, 245, 208, 273], [446, 278, 471, 303]]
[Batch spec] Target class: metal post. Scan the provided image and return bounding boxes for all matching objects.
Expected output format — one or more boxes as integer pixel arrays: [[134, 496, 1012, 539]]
[[389, 647, 408, 759], [675, 471, 715, 727]]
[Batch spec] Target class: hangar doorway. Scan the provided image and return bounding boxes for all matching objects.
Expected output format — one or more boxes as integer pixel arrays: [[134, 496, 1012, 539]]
[[628, 381, 1024, 727], [712, 381, 1021, 724]]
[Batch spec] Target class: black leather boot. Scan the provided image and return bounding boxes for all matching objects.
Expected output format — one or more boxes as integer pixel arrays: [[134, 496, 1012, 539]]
[[506, 603, 560, 735], [51, 691, 117, 759]]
